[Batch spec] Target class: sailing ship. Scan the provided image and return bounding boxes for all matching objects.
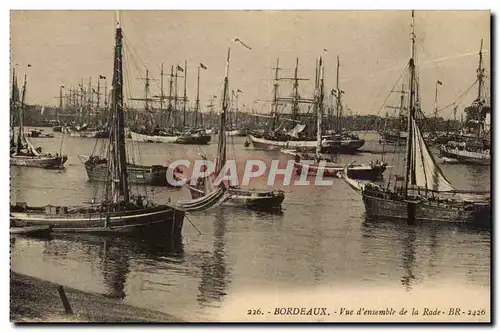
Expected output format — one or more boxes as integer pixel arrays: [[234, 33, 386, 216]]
[[10, 67, 68, 169], [81, 155, 185, 187], [62, 77, 110, 138], [284, 55, 387, 181], [439, 39, 491, 165], [339, 12, 490, 226], [130, 62, 211, 145], [10, 21, 186, 239], [247, 57, 365, 154], [378, 98, 408, 146], [187, 48, 285, 211], [226, 89, 248, 136]]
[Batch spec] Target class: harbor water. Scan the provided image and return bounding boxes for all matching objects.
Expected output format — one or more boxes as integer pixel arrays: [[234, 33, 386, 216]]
[[10, 131, 491, 322]]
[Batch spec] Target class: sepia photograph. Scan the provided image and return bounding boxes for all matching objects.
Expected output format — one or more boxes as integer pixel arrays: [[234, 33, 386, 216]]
[[8, 9, 491, 323]]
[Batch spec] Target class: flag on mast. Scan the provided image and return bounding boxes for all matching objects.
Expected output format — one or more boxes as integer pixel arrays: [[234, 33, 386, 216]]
[[200, 63, 207, 70], [177, 65, 184, 72]]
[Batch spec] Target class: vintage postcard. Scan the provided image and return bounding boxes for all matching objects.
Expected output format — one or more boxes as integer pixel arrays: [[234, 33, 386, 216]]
[[9, 10, 491, 323]]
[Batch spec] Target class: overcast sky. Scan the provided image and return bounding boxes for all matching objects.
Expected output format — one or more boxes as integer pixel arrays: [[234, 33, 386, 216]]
[[10, 10, 490, 118]]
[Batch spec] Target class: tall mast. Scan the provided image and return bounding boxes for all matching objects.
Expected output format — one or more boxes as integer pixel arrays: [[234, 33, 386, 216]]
[[111, 20, 129, 203], [476, 39, 485, 140], [11, 67, 18, 146], [335, 56, 342, 133], [104, 81, 108, 116], [477, 38, 484, 102], [292, 58, 300, 123], [316, 57, 324, 159], [183, 59, 187, 128], [216, 48, 230, 175], [88, 77, 92, 124], [434, 80, 442, 123], [144, 69, 150, 112], [235, 90, 240, 126], [174, 65, 178, 127], [404, 10, 417, 193], [10, 67, 15, 139], [195, 65, 200, 127], [17, 70, 28, 154], [96, 79, 101, 114], [271, 57, 280, 132], [58, 84, 64, 122], [168, 65, 174, 127], [160, 63, 164, 113]]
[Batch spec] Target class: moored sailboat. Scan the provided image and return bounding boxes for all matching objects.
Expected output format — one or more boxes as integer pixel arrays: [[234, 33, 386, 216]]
[[247, 57, 365, 154], [80, 155, 185, 187], [10, 21, 186, 239], [188, 47, 285, 211], [339, 12, 490, 226], [439, 39, 491, 166], [10, 66, 68, 169], [285, 55, 387, 181]]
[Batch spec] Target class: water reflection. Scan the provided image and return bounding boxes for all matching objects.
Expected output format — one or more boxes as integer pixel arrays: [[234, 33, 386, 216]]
[[41, 234, 184, 299], [197, 209, 231, 307], [400, 227, 417, 291], [361, 216, 491, 292]]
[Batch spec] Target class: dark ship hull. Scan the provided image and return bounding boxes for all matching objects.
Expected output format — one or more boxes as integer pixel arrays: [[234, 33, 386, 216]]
[[84, 157, 184, 187], [189, 186, 284, 211], [362, 188, 490, 226], [10, 154, 68, 169], [248, 134, 364, 154], [175, 134, 211, 145], [294, 161, 386, 181], [10, 203, 185, 240], [439, 146, 490, 166]]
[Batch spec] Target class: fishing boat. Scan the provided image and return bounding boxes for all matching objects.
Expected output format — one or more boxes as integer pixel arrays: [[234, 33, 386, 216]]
[[10, 67, 68, 169], [10, 21, 186, 239], [284, 55, 386, 181], [439, 40, 490, 166], [130, 128, 178, 143], [80, 155, 185, 187], [339, 12, 491, 226], [175, 128, 211, 145], [10, 225, 52, 238], [25, 129, 54, 138], [227, 128, 247, 137], [247, 57, 365, 154], [188, 48, 285, 211], [66, 123, 109, 138]]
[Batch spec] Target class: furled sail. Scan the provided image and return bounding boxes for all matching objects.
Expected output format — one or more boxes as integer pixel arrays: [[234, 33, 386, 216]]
[[410, 116, 455, 192], [175, 184, 230, 212]]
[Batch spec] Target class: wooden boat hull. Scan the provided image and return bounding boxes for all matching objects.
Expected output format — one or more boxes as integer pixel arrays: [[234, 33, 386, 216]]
[[84, 160, 183, 187], [10, 204, 185, 239], [248, 134, 364, 154], [10, 225, 52, 238], [175, 134, 211, 145], [362, 191, 490, 226], [130, 130, 178, 143], [227, 129, 247, 137], [294, 161, 386, 181], [25, 132, 54, 138], [69, 130, 108, 138], [439, 147, 490, 166], [10, 155, 68, 169], [378, 130, 407, 145], [189, 186, 284, 211]]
